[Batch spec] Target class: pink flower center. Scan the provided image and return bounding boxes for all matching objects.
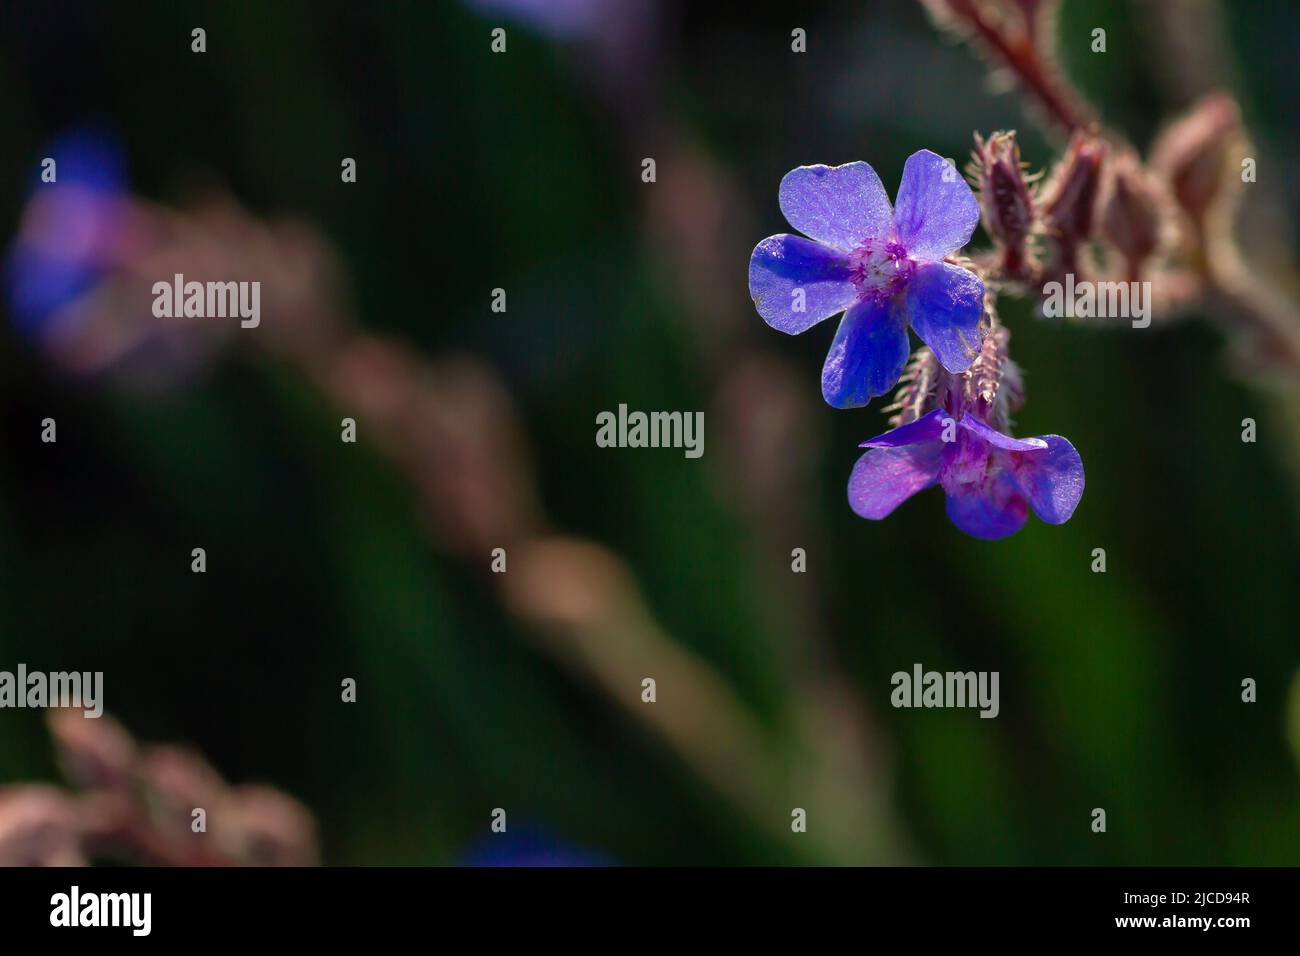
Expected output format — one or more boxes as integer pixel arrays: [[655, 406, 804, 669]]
[[849, 239, 915, 303], [939, 431, 990, 494]]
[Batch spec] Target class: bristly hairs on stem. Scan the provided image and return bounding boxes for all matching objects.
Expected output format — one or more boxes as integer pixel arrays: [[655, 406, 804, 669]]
[[920, 0, 1093, 136], [884, 348, 940, 428]]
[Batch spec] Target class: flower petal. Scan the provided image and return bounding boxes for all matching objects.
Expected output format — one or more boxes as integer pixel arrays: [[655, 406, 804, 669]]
[[903, 261, 984, 373], [892, 149, 981, 261], [860, 408, 949, 447], [958, 414, 1049, 451], [1014, 435, 1084, 524], [821, 297, 910, 409], [8, 127, 128, 336], [944, 474, 1029, 540], [779, 162, 893, 252], [748, 234, 858, 334], [848, 444, 944, 519]]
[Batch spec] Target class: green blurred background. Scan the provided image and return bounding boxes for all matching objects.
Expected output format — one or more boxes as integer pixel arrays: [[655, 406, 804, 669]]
[[0, 0, 1296, 865]]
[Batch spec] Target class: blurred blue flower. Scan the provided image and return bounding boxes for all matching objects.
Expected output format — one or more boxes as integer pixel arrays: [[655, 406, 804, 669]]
[[460, 827, 612, 867], [464, 0, 610, 39], [6, 126, 130, 339]]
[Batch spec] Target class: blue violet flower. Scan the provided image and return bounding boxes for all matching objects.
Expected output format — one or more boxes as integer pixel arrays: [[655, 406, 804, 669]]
[[749, 150, 985, 407]]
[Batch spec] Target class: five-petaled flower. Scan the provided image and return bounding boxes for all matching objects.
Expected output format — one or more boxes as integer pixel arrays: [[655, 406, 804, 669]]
[[749, 150, 985, 407], [848, 409, 1084, 539]]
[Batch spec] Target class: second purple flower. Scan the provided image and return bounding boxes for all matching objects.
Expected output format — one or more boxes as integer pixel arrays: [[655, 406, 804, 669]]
[[749, 150, 985, 408], [849, 409, 1084, 540]]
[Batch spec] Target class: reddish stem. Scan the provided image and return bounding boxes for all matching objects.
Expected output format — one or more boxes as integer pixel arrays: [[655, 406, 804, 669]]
[[941, 0, 1092, 135]]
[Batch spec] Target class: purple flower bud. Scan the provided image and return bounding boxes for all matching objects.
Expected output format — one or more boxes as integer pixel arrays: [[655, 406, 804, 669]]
[[47, 708, 139, 792], [1100, 151, 1167, 280], [1149, 91, 1241, 229], [1038, 132, 1106, 247], [0, 786, 86, 867], [216, 786, 320, 867], [960, 322, 1024, 429], [972, 131, 1037, 278]]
